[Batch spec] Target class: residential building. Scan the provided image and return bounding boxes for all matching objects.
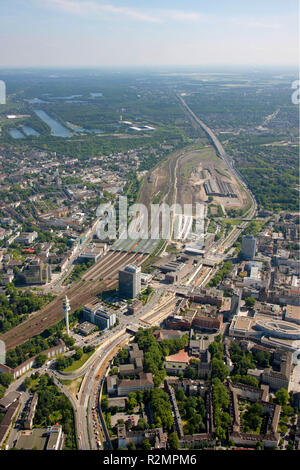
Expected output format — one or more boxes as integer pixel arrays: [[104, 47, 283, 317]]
[[117, 373, 154, 396], [16, 231, 38, 245], [16, 425, 64, 450]]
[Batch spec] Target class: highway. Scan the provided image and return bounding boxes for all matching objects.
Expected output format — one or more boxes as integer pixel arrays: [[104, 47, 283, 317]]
[[178, 94, 257, 220], [2, 96, 260, 451]]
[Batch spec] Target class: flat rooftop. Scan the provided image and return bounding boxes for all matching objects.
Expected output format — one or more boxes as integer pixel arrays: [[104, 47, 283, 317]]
[[285, 305, 300, 321]]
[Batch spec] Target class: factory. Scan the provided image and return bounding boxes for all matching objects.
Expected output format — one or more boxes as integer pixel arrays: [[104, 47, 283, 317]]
[[204, 178, 237, 198]]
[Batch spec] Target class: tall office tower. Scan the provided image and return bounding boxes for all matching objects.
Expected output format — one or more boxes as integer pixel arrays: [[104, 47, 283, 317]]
[[118, 264, 141, 299], [241, 235, 256, 260], [230, 290, 242, 317], [62, 296, 70, 336], [0, 340, 6, 365]]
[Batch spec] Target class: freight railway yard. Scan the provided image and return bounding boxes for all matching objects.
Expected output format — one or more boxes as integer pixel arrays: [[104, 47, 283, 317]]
[[0, 91, 257, 362], [0, 94, 262, 452]]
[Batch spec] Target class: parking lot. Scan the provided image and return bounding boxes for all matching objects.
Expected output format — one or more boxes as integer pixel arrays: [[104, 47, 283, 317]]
[[110, 411, 140, 428]]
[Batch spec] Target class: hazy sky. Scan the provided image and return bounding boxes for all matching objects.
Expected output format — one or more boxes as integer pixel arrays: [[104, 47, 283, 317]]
[[0, 0, 299, 67]]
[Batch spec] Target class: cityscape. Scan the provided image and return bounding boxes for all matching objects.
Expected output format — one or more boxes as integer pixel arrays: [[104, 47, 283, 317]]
[[0, 0, 299, 460]]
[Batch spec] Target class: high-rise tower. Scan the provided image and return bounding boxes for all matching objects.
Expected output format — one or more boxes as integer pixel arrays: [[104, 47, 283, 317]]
[[241, 235, 256, 260], [63, 296, 70, 336], [118, 264, 141, 299]]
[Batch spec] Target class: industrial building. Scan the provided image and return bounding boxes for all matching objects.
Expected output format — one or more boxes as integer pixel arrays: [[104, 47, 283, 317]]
[[204, 178, 237, 198]]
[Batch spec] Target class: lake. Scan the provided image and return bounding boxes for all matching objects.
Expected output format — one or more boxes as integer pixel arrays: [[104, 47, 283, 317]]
[[9, 129, 25, 139], [90, 92, 103, 98], [66, 122, 104, 134], [22, 125, 40, 137], [34, 110, 72, 137]]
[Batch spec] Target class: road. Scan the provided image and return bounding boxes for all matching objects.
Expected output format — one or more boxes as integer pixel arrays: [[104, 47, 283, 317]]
[[178, 94, 257, 220], [2, 96, 261, 450]]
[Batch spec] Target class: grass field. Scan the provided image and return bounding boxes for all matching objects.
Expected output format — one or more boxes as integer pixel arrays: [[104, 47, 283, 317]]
[[62, 350, 95, 372], [60, 376, 84, 397]]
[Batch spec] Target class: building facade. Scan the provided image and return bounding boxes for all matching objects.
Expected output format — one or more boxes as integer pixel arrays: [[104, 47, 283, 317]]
[[119, 264, 141, 299], [241, 235, 257, 260]]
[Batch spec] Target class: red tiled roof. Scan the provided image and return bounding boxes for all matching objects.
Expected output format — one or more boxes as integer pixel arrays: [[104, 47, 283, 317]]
[[165, 349, 190, 364]]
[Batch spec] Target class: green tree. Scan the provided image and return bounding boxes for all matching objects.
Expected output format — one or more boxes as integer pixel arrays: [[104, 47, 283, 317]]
[[0, 372, 13, 387], [142, 439, 151, 450], [245, 297, 256, 308], [0, 384, 6, 399], [137, 418, 148, 430], [127, 393, 138, 411], [168, 432, 179, 449], [63, 335, 75, 347], [35, 354, 47, 368], [215, 425, 226, 442], [23, 377, 32, 390], [275, 388, 289, 406], [74, 347, 83, 360], [212, 358, 229, 381], [127, 442, 136, 450]]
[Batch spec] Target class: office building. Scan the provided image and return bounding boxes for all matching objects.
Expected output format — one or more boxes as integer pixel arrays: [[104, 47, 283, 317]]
[[241, 235, 256, 260], [230, 290, 242, 317], [0, 340, 5, 365], [118, 264, 141, 299], [83, 302, 116, 331]]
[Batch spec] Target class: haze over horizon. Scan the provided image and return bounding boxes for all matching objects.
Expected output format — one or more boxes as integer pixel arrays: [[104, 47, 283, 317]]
[[0, 0, 299, 68]]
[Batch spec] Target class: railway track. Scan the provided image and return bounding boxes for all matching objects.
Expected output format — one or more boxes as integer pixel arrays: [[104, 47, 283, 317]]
[[0, 251, 148, 350], [82, 250, 118, 280]]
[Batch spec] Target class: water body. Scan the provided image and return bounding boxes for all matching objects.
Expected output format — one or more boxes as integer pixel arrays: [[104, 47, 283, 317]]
[[54, 95, 83, 100], [90, 92, 103, 98], [22, 125, 40, 137], [26, 98, 49, 104], [9, 129, 25, 139], [66, 122, 104, 134], [34, 110, 72, 137], [85, 128, 104, 134]]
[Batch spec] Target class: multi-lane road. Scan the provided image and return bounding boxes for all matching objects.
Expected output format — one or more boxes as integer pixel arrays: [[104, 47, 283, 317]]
[[59, 100, 258, 450], [178, 94, 257, 220], [3, 97, 259, 451]]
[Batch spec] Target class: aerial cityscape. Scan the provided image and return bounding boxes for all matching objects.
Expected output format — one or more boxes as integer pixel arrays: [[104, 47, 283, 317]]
[[0, 0, 299, 459]]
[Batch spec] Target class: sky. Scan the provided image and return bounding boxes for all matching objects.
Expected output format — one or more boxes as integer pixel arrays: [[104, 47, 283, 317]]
[[0, 0, 299, 67]]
